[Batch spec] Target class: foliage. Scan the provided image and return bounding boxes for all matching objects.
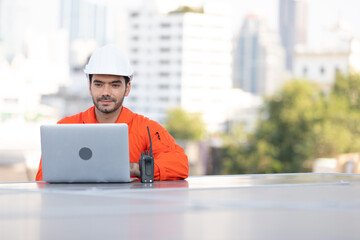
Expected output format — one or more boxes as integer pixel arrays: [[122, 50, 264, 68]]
[[221, 122, 247, 146], [221, 72, 360, 174], [169, 6, 204, 14], [164, 107, 206, 141]]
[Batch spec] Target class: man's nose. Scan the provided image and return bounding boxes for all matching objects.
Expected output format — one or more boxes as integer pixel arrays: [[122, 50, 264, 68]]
[[102, 84, 111, 95]]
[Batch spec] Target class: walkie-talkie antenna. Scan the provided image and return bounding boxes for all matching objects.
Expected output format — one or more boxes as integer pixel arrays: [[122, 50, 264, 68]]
[[147, 126, 153, 156]]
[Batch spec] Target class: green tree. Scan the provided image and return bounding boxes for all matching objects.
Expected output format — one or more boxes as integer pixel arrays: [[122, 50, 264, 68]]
[[164, 108, 206, 141], [222, 73, 360, 174], [260, 80, 327, 172], [322, 71, 360, 154]]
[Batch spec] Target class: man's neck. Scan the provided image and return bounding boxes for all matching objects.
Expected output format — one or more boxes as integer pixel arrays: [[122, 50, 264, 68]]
[[94, 106, 122, 123]]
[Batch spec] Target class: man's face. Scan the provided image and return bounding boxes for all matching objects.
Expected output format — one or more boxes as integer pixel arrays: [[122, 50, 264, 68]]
[[89, 74, 131, 114]]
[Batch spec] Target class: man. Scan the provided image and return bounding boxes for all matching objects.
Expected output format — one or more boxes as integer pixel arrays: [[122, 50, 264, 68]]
[[35, 45, 189, 181]]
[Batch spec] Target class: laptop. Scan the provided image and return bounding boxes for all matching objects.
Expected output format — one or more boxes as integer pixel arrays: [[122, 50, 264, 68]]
[[40, 124, 131, 183]]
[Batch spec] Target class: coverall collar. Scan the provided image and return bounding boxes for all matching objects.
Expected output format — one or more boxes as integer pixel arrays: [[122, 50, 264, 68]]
[[83, 106, 132, 124]]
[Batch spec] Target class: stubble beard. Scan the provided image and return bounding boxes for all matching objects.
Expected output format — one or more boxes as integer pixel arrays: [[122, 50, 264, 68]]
[[93, 95, 125, 114]]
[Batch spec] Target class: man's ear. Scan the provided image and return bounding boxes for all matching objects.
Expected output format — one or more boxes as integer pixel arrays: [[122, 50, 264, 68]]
[[125, 81, 131, 97]]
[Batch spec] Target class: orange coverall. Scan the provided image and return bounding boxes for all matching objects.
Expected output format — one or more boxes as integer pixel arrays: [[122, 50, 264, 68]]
[[35, 106, 189, 181]]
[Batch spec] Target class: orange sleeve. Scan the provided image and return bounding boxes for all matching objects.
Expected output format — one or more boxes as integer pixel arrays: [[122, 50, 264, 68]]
[[35, 157, 43, 181], [150, 124, 189, 181]]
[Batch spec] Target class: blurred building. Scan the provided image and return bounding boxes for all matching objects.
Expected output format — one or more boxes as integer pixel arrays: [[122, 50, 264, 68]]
[[0, 0, 72, 175], [294, 50, 348, 90], [125, 2, 261, 132], [0, 30, 69, 123], [0, 0, 61, 60], [60, 0, 107, 45], [313, 152, 360, 174], [293, 20, 360, 90], [336, 153, 360, 173], [233, 15, 286, 96], [0, 0, 70, 119], [279, 0, 307, 71], [60, 0, 108, 70]]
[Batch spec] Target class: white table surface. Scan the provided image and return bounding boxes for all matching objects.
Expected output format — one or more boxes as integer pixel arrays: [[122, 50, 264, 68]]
[[1, 173, 360, 240]]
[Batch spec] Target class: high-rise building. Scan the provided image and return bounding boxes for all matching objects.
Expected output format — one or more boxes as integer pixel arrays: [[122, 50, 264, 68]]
[[234, 15, 286, 96], [60, 0, 108, 69], [60, 0, 107, 44], [125, 3, 259, 132], [279, 0, 307, 71]]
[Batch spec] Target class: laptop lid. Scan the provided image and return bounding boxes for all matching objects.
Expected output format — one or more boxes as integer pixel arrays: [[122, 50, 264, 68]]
[[40, 124, 130, 183]]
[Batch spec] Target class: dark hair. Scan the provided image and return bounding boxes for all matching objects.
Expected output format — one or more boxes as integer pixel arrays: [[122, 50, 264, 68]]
[[89, 74, 130, 84]]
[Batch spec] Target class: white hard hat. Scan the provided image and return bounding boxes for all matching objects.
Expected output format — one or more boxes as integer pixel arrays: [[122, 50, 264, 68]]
[[84, 45, 133, 80]]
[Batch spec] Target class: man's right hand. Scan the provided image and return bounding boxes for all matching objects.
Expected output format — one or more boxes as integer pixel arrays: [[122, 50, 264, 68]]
[[130, 162, 140, 177]]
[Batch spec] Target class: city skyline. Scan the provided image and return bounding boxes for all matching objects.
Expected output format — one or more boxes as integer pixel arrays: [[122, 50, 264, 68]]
[[1, 0, 359, 124], [1, 0, 360, 173]]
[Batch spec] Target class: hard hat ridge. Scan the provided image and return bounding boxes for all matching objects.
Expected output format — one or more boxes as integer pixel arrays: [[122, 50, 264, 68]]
[[84, 45, 133, 79]]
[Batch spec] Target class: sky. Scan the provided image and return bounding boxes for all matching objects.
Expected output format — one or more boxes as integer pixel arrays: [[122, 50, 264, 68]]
[[152, 0, 360, 49], [306, 0, 360, 49], [2, 0, 360, 55]]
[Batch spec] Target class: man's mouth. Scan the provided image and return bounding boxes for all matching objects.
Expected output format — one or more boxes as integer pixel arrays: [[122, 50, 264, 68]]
[[98, 97, 115, 105]]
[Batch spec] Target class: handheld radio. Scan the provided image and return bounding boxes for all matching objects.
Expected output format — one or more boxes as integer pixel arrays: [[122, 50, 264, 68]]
[[139, 126, 154, 183]]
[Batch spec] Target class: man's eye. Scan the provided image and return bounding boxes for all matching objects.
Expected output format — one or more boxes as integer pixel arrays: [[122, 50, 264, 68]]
[[112, 84, 120, 88], [94, 83, 102, 87]]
